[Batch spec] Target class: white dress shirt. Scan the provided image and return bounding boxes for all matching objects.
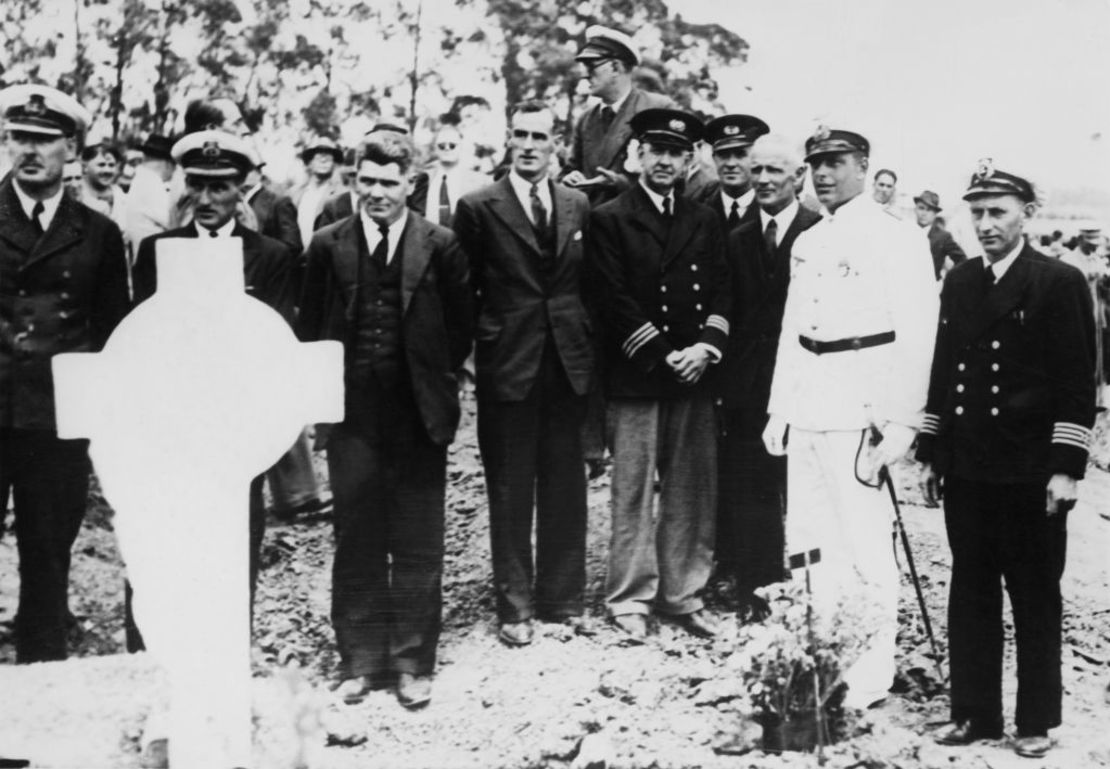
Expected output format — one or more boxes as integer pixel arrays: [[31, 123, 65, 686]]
[[507, 170, 552, 224], [360, 208, 408, 265]]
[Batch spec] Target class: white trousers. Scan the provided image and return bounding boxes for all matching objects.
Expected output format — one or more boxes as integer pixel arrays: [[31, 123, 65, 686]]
[[786, 427, 899, 708]]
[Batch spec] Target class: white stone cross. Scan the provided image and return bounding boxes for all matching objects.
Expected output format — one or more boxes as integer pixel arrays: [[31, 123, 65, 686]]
[[52, 238, 343, 769]]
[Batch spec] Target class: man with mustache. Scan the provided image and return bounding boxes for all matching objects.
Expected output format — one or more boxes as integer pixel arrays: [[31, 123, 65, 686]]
[[763, 127, 937, 709], [0, 84, 130, 663], [453, 101, 593, 647], [588, 108, 731, 641]]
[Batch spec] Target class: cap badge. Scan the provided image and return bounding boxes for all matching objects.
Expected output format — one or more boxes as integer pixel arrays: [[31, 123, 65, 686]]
[[723, 125, 740, 136], [24, 94, 47, 117], [812, 124, 831, 142], [975, 157, 994, 182], [202, 141, 221, 158], [668, 119, 685, 133]]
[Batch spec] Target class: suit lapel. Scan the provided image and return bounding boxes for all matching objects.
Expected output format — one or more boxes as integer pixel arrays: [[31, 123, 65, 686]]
[[487, 177, 541, 256], [597, 89, 639, 170], [400, 213, 434, 316], [551, 180, 576, 257]]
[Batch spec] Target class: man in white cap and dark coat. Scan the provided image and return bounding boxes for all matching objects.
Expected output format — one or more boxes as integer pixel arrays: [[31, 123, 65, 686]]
[[0, 84, 130, 662]]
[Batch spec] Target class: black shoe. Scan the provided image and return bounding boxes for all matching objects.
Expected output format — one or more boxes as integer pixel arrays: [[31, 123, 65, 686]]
[[1013, 732, 1052, 758], [934, 719, 1003, 746]]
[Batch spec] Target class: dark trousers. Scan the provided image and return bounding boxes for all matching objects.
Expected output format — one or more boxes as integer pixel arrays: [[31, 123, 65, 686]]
[[0, 428, 91, 663], [717, 407, 787, 594], [328, 410, 446, 679], [477, 344, 587, 623], [944, 476, 1068, 733], [125, 476, 266, 652]]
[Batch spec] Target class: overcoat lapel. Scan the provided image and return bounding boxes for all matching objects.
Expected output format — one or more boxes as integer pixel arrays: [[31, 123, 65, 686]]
[[0, 183, 41, 259], [487, 177, 541, 257], [21, 194, 84, 270], [400, 214, 434, 316], [627, 185, 668, 249], [661, 196, 696, 267], [597, 90, 639, 169]]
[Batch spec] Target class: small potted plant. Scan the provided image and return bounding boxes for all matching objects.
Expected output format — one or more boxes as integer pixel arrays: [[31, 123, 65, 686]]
[[734, 581, 875, 753]]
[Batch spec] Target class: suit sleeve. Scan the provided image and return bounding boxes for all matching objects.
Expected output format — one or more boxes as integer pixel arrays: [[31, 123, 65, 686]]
[[915, 278, 954, 464], [450, 195, 483, 321], [90, 220, 132, 349], [436, 230, 474, 371], [1045, 267, 1097, 478], [275, 195, 304, 254], [561, 112, 588, 180], [131, 235, 157, 306], [296, 233, 330, 342], [586, 207, 674, 372], [941, 230, 966, 268], [261, 242, 298, 325], [697, 214, 731, 358]]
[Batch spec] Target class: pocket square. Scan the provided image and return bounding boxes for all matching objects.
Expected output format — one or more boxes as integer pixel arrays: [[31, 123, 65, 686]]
[[573, 231, 582, 241]]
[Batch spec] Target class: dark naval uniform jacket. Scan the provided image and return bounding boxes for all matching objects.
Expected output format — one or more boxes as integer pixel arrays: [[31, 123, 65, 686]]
[[587, 184, 731, 400], [0, 179, 130, 430], [916, 245, 1097, 482]]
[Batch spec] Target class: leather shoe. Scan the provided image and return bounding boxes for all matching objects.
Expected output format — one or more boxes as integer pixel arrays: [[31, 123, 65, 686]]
[[677, 609, 718, 638], [934, 719, 1003, 746], [1013, 733, 1052, 758], [498, 620, 534, 646], [331, 675, 374, 705], [611, 614, 648, 640], [396, 672, 432, 709]]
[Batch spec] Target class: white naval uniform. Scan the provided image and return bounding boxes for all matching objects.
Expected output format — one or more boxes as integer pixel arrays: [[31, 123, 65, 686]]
[[767, 193, 938, 707]]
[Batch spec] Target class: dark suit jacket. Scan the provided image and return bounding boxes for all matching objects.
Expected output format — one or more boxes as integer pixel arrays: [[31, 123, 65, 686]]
[[916, 245, 1096, 482], [454, 176, 593, 402], [0, 179, 130, 429], [926, 220, 967, 279], [248, 186, 302, 253], [132, 223, 298, 324], [689, 180, 759, 233], [719, 203, 821, 413], [588, 184, 731, 400], [297, 212, 473, 445], [562, 87, 675, 205]]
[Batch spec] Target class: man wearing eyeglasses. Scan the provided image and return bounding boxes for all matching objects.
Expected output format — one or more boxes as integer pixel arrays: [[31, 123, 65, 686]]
[[562, 25, 675, 206], [423, 115, 488, 227]]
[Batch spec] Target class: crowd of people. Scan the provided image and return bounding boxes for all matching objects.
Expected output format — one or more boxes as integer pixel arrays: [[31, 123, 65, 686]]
[[0, 23, 1103, 764]]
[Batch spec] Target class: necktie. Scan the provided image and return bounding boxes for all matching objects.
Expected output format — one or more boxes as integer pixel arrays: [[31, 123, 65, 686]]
[[372, 223, 390, 265], [599, 105, 615, 132], [764, 218, 778, 254], [31, 201, 45, 236], [728, 199, 740, 228], [662, 196, 672, 217], [530, 182, 547, 232], [437, 175, 451, 226], [983, 262, 995, 292], [208, 229, 218, 238]]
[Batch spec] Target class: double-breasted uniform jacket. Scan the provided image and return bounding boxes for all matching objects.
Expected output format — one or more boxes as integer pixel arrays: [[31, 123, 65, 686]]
[[587, 184, 731, 400], [296, 211, 473, 446], [0, 178, 130, 429], [916, 245, 1096, 482], [719, 204, 822, 414], [132, 223, 298, 324], [248, 185, 303, 253], [562, 88, 675, 204], [925, 220, 967, 280], [453, 176, 593, 401]]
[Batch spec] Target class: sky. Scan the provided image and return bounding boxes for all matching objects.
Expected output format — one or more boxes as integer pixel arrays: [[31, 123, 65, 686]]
[[679, 0, 1110, 221]]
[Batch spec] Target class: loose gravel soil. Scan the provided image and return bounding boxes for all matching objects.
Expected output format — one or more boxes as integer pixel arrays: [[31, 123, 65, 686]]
[[2, 400, 1109, 769]]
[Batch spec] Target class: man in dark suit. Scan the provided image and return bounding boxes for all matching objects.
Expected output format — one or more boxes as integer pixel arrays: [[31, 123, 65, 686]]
[[245, 164, 302, 253], [131, 130, 297, 615], [913, 189, 966, 280], [716, 134, 820, 618], [0, 85, 130, 663], [918, 165, 1096, 759], [298, 131, 472, 709], [453, 101, 593, 646], [562, 26, 675, 206], [588, 109, 731, 641], [688, 114, 769, 232]]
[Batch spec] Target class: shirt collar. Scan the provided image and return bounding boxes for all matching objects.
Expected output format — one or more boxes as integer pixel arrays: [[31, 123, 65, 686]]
[[607, 85, 632, 114], [819, 191, 869, 221], [360, 207, 408, 264], [243, 184, 261, 203], [759, 199, 800, 233], [638, 179, 674, 215], [982, 239, 1023, 280], [194, 218, 238, 238], [721, 187, 754, 212], [12, 180, 64, 231]]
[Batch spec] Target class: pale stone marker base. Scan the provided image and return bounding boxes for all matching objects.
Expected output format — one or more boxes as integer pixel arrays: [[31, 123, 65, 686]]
[[52, 238, 343, 769]]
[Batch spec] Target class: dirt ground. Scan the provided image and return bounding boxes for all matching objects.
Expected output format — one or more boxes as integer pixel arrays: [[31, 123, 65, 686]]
[[1, 400, 1109, 769]]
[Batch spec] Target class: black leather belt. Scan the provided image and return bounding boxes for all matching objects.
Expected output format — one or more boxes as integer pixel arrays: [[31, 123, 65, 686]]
[[799, 330, 895, 354]]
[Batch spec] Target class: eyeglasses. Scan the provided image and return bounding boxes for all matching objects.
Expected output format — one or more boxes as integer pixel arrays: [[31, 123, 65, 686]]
[[584, 59, 614, 75], [436, 142, 458, 151]]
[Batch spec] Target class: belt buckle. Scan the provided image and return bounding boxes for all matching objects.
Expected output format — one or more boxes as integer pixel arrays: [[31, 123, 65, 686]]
[[851, 337, 862, 351]]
